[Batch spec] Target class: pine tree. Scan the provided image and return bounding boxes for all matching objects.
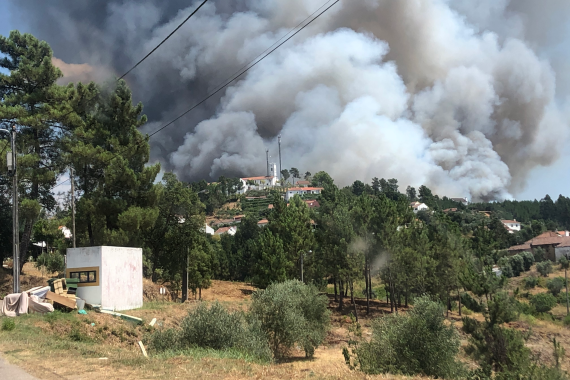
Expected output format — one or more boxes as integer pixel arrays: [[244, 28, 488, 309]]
[[0, 31, 77, 271]]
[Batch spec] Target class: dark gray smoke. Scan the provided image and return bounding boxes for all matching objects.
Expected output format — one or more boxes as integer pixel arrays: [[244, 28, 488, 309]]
[[7, 0, 570, 200]]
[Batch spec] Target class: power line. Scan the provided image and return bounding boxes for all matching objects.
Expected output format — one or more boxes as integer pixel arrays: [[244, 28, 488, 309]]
[[53, 0, 340, 190], [119, 0, 209, 80]]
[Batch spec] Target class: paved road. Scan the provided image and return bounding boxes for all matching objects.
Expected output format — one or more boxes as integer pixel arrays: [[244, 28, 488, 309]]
[[0, 355, 40, 380]]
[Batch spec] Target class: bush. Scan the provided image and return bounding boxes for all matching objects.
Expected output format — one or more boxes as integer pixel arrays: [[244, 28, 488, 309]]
[[530, 293, 557, 313], [498, 257, 514, 278], [534, 247, 547, 263], [517, 300, 536, 316], [1, 318, 15, 331], [353, 296, 463, 378], [250, 280, 331, 359], [547, 277, 566, 296], [35, 252, 65, 274], [521, 251, 535, 272], [487, 293, 519, 325], [145, 302, 272, 362], [509, 255, 525, 277], [536, 261, 553, 277], [461, 293, 483, 312], [524, 276, 539, 289], [564, 314, 570, 326]]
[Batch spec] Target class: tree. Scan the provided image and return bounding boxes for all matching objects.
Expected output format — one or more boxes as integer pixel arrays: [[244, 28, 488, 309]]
[[418, 185, 436, 208], [289, 168, 300, 185], [67, 80, 161, 247], [251, 229, 289, 288], [406, 186, 417, 201], [371, 177, 380, 194], [311, 171, 334, 188], [0, 31, 78, 271], [304, 171, 311, 181], [280, 169, 290, 186], [351, 180, 365, 196]]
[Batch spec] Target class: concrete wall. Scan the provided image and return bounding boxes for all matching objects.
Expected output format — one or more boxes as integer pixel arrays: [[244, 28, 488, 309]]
[[101, 247, 143, 311], [555, 246, 570, 262], [66, 247, 102, 305]]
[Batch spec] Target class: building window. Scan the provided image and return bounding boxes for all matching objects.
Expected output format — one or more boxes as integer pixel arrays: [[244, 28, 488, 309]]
[[69, 270, 97, 284]]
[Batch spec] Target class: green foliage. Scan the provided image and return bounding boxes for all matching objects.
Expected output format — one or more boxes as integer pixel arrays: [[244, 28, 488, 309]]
[[486, 293, 519, 325], [146, 302, 272, 362], [537, 261, 554, 277], [534, 247, 547, 263], [250, 280, 331, 359], [509, 255, 525, 277], [524, 276, 539, 289], [35, 251, 65, 274], [530, 293, 557, 313], [1, 318, 16, 331], [461, 292, 483, 312], [350, 296, 463, 378], [521, 251, 535, 271], [547, 277, 566, 296], [498, 257, 514, 278]]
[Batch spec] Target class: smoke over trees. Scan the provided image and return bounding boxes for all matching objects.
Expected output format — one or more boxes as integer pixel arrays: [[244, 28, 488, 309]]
[[7, 0, 570, 201]]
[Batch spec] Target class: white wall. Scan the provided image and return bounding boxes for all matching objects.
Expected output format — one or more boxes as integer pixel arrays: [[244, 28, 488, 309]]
[[66, 247, 102, 305], [101, 247, 143, 311]]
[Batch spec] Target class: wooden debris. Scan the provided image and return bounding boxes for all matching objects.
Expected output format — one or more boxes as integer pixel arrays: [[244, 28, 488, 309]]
[[137, 341, 148, 358], [45, 291, 77, 309]]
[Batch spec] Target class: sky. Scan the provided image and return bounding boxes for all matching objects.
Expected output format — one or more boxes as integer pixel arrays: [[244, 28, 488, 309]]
[[0, 1, 569, 202]]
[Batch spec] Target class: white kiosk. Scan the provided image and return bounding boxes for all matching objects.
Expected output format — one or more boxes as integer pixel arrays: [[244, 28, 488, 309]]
[[66, 246, 143, 311]]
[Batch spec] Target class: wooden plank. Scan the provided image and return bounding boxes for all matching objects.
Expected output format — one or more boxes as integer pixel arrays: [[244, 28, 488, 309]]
[[137, 341, 148, 358], [45, 291, 76, 309], [149, 318, 157, 327]]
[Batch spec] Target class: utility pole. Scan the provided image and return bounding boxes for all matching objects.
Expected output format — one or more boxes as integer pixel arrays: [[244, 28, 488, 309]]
[[7, 126, 19, 293], [266, 149, 270, 177], [278, 135, 282, 181], [70, 167, 76, 248]]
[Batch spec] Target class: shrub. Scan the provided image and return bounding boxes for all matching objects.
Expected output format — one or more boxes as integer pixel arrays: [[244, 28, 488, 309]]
[[250, 280, 331, 359], [520, 251, 535, 272], [564, 315, 570, 326], [509, 255, 525, 277], [1, 318, 15, 331], [524, 276, 539, 289], [530, 293, 557, 313], [487, 293, 519, 325], [516, 300, 536, 316], [534, 247, 546, 263], [547, 277, 566, 297], [353, 296, 463, 378], [536, 261, 553, 277], [35, 252, 65, 274], [461, 293, 483, 312], [145, 302, 272, 362], [498, 257, 514, 278]]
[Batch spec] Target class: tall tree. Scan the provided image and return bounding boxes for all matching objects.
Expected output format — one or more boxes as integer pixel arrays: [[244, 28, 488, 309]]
[[290, 167, 300, 185], [352, 180, 365, 196], [0, 31, 77, 271], [406, 186, 417, 201], [304, 171, 312, 181], [280, 169, 290, 186]]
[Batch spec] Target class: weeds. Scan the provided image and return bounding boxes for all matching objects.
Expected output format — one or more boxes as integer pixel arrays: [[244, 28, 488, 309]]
[[1, 318, 16, 331]]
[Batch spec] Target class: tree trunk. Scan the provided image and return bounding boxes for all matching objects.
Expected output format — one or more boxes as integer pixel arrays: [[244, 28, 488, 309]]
[[19, 218, 35, 274], [334, 277, 338, 302], [446, 291, 451, 318], [365, 260, 370, 315], [566, 268, 569, 316], [87, 216, 94, 246], [339, 279, 344, 311], [351, 280, 358, 322], [199, 287, 202, 301], [458, 287, 462, 317], [181, 251, 189, 302]]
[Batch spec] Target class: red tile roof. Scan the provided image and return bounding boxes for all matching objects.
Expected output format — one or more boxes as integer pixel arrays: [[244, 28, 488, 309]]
[[508, 243, 531, 251], [242, 176, 273, 181], [257, 219, 269, 225], [288, 187, 323, 192], [215, 227, 232, 235], [304, 200, 320, 208]]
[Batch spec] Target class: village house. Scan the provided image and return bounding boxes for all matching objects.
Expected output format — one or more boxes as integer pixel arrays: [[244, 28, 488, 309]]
[[214, 226, 237, 236], [410, 201, 429, 213], [304, 200, 320, 208], [501, 219, 521, 233], [285, 187, 323, 201], [450, 197, 469, 206], [239, 163, 278, 193], [257, 219, 269, 227], [507, 230, 570, 261], [295, 180, 311, 187]]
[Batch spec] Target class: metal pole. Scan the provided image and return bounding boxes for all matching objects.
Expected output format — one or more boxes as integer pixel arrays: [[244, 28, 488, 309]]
[[12, 125, 19, 293], [278, 135, 282, 181], [70, 167, 76, 248], [266, 149, 269, 177]]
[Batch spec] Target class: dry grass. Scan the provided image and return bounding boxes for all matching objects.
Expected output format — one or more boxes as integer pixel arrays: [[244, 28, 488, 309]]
[[2, 265, 570, 379]]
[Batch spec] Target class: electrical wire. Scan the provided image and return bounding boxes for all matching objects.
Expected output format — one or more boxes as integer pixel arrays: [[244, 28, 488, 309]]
[[52, 0, 340, 190], [119, 0, 209, 80]]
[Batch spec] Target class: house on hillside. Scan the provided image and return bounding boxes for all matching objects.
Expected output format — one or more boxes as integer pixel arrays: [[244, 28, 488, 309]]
[[304, 200, 320, 208], [501, 220, 521, 233], [443, 208, 458, 213], [203, 224, 215, 235], [410, 201, 429, 213], [451, 197, 469, 206], [295, 180, 311, 187], [285, 187, 323, 201], [257, 219, 269, 227], [507, 230, 570, 261], [215, 226, 237, 236]]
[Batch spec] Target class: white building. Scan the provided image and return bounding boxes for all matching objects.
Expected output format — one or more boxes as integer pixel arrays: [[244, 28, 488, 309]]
[[239, 164, 278, 193], [501, 220, 521, 233], [451, 197, 469, 206], [203, 224, 215, 235], [285, 187, 323, 201], [410, 201, 429, 213], [66, 246, 143, 311]]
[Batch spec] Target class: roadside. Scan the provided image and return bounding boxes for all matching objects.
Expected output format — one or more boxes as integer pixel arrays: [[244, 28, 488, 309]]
[[0, 355, 40, 380]]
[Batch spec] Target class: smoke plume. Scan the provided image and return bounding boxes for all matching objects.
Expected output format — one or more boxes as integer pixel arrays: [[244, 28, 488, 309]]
[[7, 0, 570, 200]]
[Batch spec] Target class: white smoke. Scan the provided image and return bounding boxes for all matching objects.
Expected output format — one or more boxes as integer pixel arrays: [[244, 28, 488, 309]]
[[10, 0, 570, 201]]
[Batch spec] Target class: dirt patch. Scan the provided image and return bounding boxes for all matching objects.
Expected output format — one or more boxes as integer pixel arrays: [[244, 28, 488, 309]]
[[0, 263, 55, 297]]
